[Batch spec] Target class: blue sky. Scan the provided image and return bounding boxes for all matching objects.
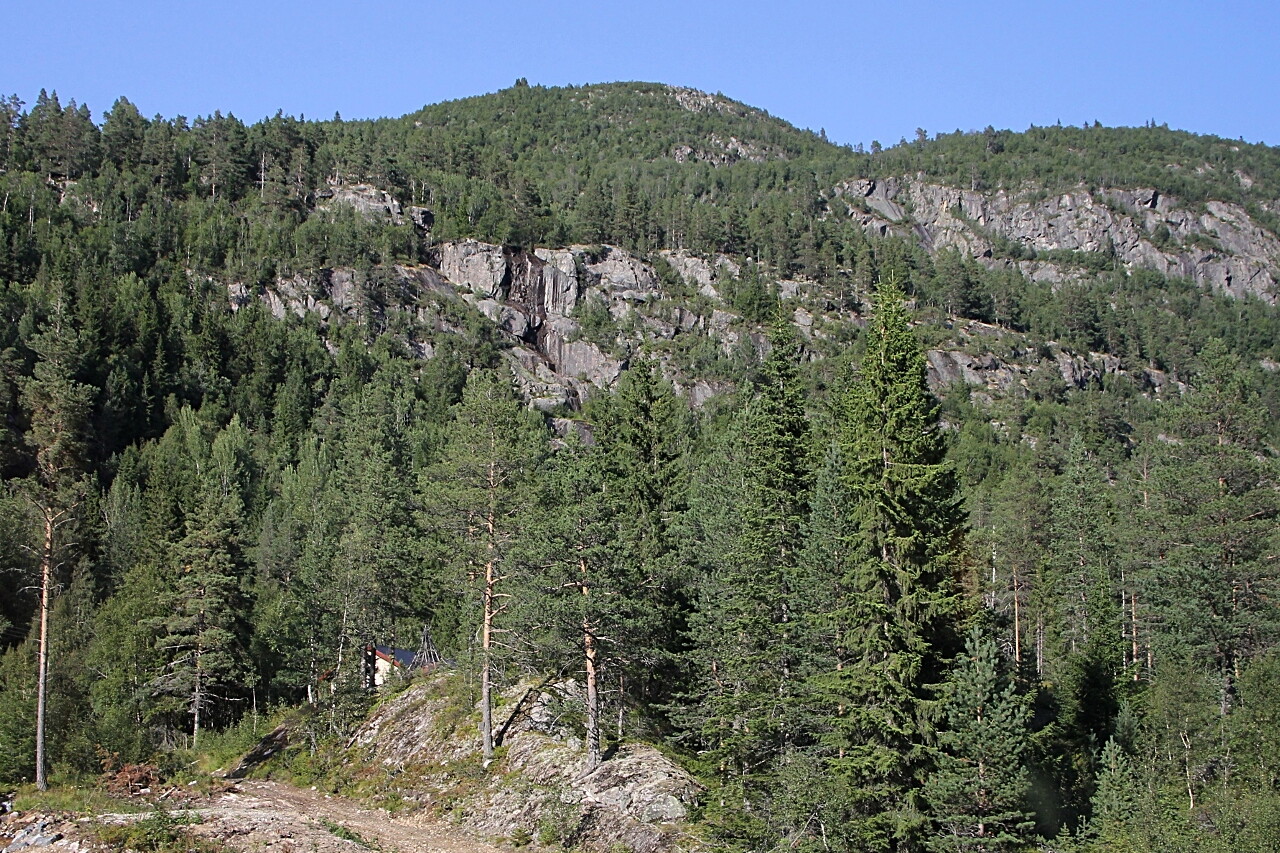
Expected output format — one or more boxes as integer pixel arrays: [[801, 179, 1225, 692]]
[[5, 1, 1277, 147]]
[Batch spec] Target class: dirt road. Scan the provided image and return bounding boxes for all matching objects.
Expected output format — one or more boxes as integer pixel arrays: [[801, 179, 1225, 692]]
[[115, 780, 510, 853]]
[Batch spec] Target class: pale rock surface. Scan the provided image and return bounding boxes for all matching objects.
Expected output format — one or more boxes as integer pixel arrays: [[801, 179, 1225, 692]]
[[834, 175, 1279, 302], [350, 677, 704, 853], [657, 249, 739, 299], [437, 240, 509, 299], [315, 182, 404, 223]]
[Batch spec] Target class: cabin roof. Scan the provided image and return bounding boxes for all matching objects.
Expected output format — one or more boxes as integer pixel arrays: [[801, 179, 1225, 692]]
[[374, 646, 417, 668]]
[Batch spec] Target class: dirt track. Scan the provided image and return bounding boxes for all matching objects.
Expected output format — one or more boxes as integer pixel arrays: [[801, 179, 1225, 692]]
[[115, 780, 510, 853]]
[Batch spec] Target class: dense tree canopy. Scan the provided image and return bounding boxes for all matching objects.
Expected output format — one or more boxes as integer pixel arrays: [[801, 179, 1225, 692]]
[[0, 83, 1276, 852]]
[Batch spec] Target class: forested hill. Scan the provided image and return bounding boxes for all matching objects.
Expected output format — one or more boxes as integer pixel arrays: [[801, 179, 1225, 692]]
[[0, 82, 1278, 853]]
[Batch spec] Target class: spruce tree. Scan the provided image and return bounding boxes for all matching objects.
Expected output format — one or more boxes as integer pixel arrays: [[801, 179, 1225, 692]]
[[148, 417, 250, 747], [17, 313, 94, 790], [249, 435, 342, 705], [1047, 435, 1121, 667], [149, 492, 245, 747], [591, 360, 690, 715], [1086, 737, 1139, 848], [818, 277, 962, 851], [1147, 341, 1279, 709], [1040, 438, 1124, 824], [682, 320, 813, 838], [325, 376, 421, 694]]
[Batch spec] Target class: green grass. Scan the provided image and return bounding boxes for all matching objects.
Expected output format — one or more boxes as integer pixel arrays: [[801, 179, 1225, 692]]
[[12, 782, 147, 816], [321, 817, 381, 849]]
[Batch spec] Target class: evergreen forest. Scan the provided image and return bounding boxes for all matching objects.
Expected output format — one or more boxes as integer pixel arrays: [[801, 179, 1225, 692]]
[[0, 81, 1278, 852]]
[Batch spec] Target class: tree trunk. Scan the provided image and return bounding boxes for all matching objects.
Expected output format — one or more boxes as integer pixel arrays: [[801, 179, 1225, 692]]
[[583, 558, 600, 770], [1036, 618, 1045, 675], [192, 646, 203, 750], [584, 623, 600, 770], [34, 511, 53, 791], [481, 564, 494, 762], [617, 672, 625, 742], [333, 596, 350, 697], [481, 455, 499, 763], [1131, 591, 1141, 681], [1012, 568, 1022, 666]]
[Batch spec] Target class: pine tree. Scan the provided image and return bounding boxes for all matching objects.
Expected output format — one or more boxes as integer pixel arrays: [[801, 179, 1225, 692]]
[[817, 277, 962, 851], [925, 627, 1035, 852], [17, 311, 94, 790], [422, 369, 543, 761], [966, 453, 1051, 674], [514, 438, 622, 770]]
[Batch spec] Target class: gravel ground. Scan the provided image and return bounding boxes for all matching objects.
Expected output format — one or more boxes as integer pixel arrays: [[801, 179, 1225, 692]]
[[167, 780, 513, 852], [3, 781, 511, 853]]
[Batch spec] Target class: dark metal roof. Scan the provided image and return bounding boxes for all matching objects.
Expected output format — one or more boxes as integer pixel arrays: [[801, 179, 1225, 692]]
[[374, 646, 417, 668]]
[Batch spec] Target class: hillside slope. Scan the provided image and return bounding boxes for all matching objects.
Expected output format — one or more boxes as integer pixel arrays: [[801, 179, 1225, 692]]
[[1, 82, 1278, 853]]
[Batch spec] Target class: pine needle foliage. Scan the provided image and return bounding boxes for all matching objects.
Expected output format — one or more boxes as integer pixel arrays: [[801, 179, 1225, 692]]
[[817, 277, 963, 852]]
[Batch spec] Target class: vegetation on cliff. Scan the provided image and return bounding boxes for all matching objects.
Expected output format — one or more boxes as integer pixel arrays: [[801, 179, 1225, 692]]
[[0, 82, 1277, 852]]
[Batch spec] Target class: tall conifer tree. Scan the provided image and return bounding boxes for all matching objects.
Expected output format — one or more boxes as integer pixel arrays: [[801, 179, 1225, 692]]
[[515, 438, 622, 770], [818, 278, 962, 851], [422, 369, 543, 761], [591, 360, 689, 714], [683, 320, 813, 838], [925, 627, 1035, 852], [1147, 341, 1279, 709], [18, 311, 93, 790], [148, 415, 250, 747]]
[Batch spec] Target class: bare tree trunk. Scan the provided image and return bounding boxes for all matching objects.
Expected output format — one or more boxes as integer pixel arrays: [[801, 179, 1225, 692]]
[[584, 623, 600, 770], [582, 557, 599, 771], [1181, 729, 1196, 811], [481, 553, 494, 762], [192, 645, 203, 750], [1131, 591, 1141, 681], [480, 457, 498, 763], [617, 672, 625, 742], [1012, 565, 1022, 666], [34, 512, 53, 791], [333, 604, 349, 697], [1036, 618, 1045, 676]]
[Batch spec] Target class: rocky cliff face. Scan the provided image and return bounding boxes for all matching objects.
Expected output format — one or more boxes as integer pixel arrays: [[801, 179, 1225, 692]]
[[228, 166, 1278, 413], [234, 238, 757, 411], [231, 229, 1200, 414], [435, 241, 660, 408], [923, 322, 1180, 403], [315, 181, 433, 229], [833, 176, 1280, 302]]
